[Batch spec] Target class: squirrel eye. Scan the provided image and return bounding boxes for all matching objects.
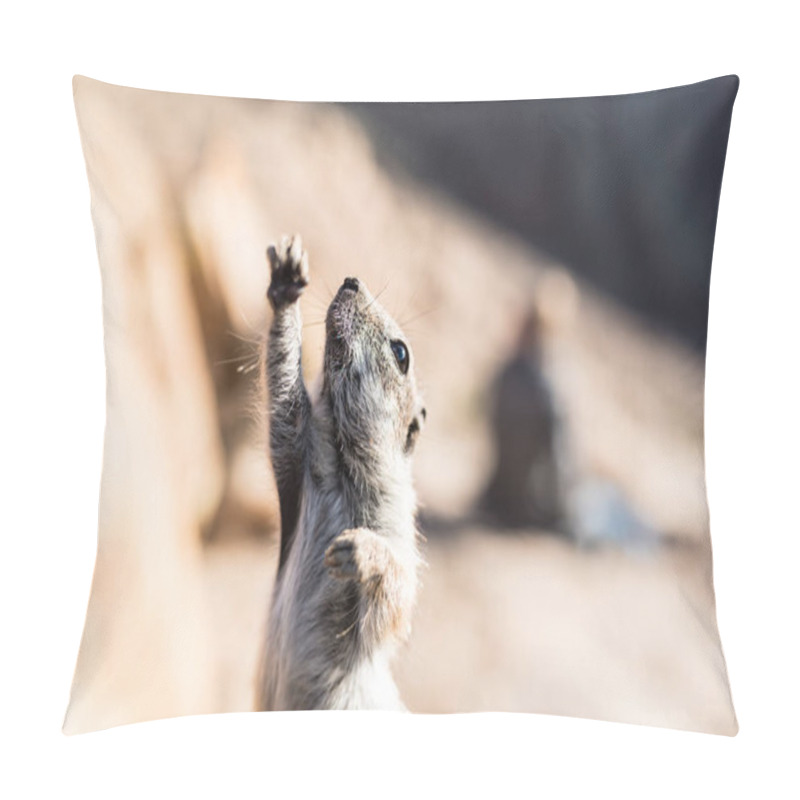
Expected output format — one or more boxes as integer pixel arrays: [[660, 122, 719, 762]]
[[390, 339, 409, 375]]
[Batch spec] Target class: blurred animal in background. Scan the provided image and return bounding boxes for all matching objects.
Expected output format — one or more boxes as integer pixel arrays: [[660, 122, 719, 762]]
[[257, 236, 425, 711], [479, 306, 573, 534]]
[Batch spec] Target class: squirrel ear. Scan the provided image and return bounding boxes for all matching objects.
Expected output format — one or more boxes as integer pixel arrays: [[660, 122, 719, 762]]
[[404, 406, 426, 454]]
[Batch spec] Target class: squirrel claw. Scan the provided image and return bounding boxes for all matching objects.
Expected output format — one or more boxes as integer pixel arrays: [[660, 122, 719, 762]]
[[267, 234, 309, 308]]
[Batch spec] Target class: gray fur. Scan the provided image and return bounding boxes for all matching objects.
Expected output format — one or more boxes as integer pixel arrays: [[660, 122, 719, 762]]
[[257, 235, 425, 711]]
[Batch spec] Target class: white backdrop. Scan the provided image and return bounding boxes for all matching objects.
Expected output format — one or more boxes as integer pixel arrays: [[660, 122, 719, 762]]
[[2, 1, 798, 797]]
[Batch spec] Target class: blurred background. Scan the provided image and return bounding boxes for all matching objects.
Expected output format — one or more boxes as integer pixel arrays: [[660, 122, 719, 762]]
[[64, 76, 737, 735]]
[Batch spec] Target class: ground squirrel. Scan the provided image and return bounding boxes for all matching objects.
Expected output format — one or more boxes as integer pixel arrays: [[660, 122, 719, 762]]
[[257, 235, 425, 711]]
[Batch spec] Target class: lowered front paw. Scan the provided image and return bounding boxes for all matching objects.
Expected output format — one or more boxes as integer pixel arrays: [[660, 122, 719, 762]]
[[267, 234, 309, 309], [324, 528, 388, 583]]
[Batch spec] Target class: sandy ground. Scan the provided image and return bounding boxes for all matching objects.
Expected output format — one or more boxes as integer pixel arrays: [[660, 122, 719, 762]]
[[202, 526, 736, 735]]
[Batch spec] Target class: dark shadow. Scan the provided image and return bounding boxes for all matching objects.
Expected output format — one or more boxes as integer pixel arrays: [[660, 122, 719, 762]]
[[342, 76, 738, 351], [417, 508, 566, 543]]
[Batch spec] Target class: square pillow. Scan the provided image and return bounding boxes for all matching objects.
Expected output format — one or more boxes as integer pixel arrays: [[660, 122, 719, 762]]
[[65, 75, 738, 734]]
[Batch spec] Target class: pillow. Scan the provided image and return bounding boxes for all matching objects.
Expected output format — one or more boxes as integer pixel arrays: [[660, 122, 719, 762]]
[[65, 75, 738, 734]]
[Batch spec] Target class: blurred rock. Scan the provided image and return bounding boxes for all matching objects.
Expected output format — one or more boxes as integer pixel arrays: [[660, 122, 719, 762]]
[[570, 478, 660, 553], [65, 78, 225, 732]]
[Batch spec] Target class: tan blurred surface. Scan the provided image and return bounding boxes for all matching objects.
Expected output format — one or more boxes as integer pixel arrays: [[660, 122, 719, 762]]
[[65, 77, 735, 735], [204, 531, 734, 734]]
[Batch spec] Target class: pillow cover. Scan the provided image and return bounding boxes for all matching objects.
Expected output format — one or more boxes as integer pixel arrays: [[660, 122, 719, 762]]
[[65, 75, 738, 734]]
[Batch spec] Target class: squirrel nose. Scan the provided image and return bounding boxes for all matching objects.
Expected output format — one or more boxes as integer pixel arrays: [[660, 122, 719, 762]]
[[342, 277, 360, 292]]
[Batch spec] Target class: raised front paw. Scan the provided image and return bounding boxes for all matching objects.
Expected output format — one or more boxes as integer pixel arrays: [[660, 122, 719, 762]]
[[267, 234, 309, 309], [324, 528, 389, 583]]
